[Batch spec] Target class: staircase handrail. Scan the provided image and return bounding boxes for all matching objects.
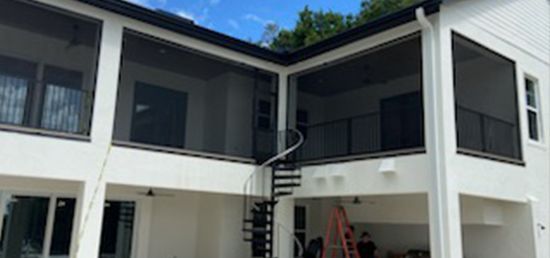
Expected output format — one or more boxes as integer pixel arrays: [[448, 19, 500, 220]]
[[242, 128, 305, 197], [274, 220, 304, 258]]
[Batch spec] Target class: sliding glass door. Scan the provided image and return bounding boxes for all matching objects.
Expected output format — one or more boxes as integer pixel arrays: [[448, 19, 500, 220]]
[[0, 195, 75, 258], [99, 201, 135, 258], [0, 195, 137, 258]]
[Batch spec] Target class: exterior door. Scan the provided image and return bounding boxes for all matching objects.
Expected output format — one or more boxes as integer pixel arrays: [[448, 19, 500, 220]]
[[99, 201, 136, 258], [131, 82, 188, 148], [0, 195, 75, 258], [380, 92, 423, 151]]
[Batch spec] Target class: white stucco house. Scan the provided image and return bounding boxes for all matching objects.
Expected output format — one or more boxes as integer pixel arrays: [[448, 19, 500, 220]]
[[0, 0, 548, 257]]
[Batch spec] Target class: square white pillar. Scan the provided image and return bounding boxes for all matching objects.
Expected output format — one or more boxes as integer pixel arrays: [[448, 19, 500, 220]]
[[71, 180, 107, 258], [419, 11, 464, 258], [90, 20, 124, 145], [273, 198, 295, 258]]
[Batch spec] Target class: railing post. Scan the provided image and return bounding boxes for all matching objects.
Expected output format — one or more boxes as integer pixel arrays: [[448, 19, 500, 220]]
[[479, 114, 486, 152], [347, 118, 352, 155]]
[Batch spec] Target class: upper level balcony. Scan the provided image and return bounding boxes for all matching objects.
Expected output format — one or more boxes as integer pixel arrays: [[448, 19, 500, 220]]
[[452, 33, 522, 163], [287, 34, 425, 164], [0, 0, 100, 138], [0, 0, 525, 167], [111, 31, 278, 163]]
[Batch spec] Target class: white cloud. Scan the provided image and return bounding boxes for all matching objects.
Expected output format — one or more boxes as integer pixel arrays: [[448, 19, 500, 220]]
[[125, 0, 150, 6], [243, 14, 274, 26], [228, 19, 240, 30], [176, 10, 195, 21], [176, 7, 211, 26], [125, 0, 167, 8]]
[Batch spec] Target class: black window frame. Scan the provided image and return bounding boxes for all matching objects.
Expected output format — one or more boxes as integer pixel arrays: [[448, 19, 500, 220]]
[[451, 31, 523, 164], [286, 32, 425, 164], [0, 0, 103, 138], [525, 76, 542, 142], [130, 82, 188, 148], [114, 29, 279, 164]]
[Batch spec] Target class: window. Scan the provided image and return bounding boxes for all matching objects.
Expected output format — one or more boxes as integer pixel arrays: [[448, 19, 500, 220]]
[[453, 33, 522, 160], [131, 82, 188, 148], [288, 34, 423, 162], [294, 206, 306, 257], [99, 201, 136, 258], [256, 99, 273, 130], [0, 195, 77, 258], [0, 0, 100, 135], [296, 109, 309, 138], [525, 77, 542, 142], [113, 31, 278, 162], [50, 198, 76, 257], [0, 196, 49, 258], [41, 66, 86, 133]]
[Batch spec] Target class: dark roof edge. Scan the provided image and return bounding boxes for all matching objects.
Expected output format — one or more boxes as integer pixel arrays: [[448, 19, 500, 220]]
[[286, 0, 441, 64], [77, 0, 441, 66], [77, 0, 288, 64]]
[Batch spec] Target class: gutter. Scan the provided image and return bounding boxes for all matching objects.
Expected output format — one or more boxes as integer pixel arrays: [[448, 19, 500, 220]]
[[77, 0, 442, 66], [416, 6, 453, 258]]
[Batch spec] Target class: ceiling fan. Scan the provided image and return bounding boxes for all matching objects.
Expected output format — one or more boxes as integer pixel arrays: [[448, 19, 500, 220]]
[[137, 188, 175, 198], [340, 196, 376, 206], [65, 24, 82, 50]]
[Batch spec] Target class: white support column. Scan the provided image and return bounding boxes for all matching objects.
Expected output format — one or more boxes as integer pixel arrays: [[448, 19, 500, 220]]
[[42, 196, 57, 258], [71, 181, 107, 258], [273, 198, 295, 258], [417, 9, 464, 258], [0, 192, 5, 239], [89, 20, 124, 145], [277, 71, 289, 133], [70, 18, 123, 258], [134, 198, 152, 258]]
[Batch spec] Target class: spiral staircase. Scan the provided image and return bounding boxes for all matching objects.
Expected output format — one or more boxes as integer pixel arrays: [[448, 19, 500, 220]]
[[242, 129, 304, 258]]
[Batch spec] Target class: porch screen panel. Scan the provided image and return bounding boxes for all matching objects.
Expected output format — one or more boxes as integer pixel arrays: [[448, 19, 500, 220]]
[[0, 0, 100, 135], [0, 196, 50, 258], [453, 33, 522, 161], [113, 31, 278, 162], [289, 34, 424, 162], [0, 55, 36, 126]]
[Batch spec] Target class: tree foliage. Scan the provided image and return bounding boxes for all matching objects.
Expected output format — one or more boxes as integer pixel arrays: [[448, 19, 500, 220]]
[[264, 0, 420, 52]]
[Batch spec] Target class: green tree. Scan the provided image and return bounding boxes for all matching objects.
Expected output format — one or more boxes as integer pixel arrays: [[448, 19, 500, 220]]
[[357, 0, 419, 23], [266, 0, 420, 52]]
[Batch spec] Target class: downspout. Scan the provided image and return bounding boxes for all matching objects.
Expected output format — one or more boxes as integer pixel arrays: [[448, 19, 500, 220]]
[[415, 6, 449, 258]]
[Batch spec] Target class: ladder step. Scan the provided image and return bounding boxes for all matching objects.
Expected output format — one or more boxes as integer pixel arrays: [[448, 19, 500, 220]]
[[275, 159, 294, 165], [244, 238, 271, 244], [274, 183, 301, 188], [244, 219, 270, 224], [274, 191, 292, 197], [251, 209, 273, 214], [274, 165, 297, 171], [253, 246, 271, 252], [243, 228, 272, 233], [256, 200, 278, 206], [273, 174, 301, 180]]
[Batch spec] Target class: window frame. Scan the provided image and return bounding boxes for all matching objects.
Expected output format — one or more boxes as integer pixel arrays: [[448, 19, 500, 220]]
[[451, 31, 524, 163], [524, 75, 543, 143], [294, 205, 307, 257], [0, 0, 103, 137]]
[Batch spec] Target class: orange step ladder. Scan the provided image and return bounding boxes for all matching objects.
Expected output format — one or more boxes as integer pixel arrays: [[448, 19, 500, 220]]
[[321, 206, 360, 258]]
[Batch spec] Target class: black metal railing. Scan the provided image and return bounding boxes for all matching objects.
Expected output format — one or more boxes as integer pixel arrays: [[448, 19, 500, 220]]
[[295, 107, 424, 162], [456, 106, 521, 160], [0, 77, 93, 135]]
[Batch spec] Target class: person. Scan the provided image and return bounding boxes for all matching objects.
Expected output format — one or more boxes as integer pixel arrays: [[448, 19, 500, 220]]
[[304, 237, 323, 258], [342, 226, 355, 257], [356, 232, 378, 258]]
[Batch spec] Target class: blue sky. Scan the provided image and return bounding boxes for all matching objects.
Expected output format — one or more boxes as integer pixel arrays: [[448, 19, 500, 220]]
[[126, 0, 362, 42]]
